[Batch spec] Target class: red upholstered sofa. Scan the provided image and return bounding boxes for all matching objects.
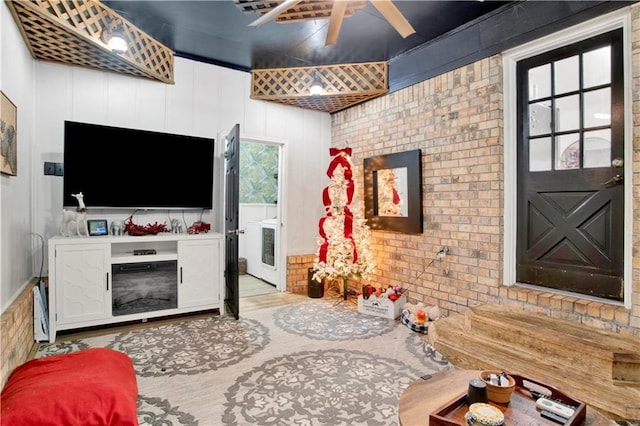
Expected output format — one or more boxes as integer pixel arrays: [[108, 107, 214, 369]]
[[1, 348, 138, 426]]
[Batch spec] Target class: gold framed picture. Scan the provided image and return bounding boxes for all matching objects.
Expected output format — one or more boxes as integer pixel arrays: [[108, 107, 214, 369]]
[[1, 91, 17, 176]]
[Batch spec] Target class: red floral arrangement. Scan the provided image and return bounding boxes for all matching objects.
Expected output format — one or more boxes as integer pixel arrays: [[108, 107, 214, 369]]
[[360, 284, 404, 302], [124, 216, 168, 236]]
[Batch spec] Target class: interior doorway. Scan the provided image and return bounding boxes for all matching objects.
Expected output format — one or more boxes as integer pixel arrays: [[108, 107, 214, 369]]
[[237, 137, 286, 296]]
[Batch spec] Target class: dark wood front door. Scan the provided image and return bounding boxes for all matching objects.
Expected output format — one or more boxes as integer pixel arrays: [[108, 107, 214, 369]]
[[224, 124, 240, 319], [516, 29, 624, 301]]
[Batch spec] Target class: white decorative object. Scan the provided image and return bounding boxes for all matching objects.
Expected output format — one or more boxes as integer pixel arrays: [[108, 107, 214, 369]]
[[427, 305, 442, 321], [60, 192, 88, 237], [33, 285, 49, 342], [170, 219, 183, 233], [357, 292, 407, 319], [110, 220, 124, 236], [73, 192, 86, 210]]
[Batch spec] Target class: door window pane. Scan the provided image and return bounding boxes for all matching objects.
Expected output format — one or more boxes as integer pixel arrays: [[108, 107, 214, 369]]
[[584, 129, 611, 168], [529, 137, 552, 171], [529, 64, 550, 100], [584, 46, 611, 88], [555, 95, 580, 132], [554, 55, 579, 95], [529, 102, 552, 136], [556, 133, 580, 170], [584, 88, 611, 128]]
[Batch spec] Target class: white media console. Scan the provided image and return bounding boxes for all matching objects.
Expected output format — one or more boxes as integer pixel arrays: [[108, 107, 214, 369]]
[[47, 233, 224, 342]]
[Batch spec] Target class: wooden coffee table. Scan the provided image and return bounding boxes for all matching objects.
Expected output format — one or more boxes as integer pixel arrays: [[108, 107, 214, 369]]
[[398, 369, 615, 425]]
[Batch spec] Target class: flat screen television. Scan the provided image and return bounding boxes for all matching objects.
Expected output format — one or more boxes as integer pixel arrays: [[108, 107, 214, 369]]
[[63, 121, 215, 210]]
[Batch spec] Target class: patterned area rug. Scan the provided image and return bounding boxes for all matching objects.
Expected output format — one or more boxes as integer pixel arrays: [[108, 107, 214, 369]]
[[37, 299, 453, 425]]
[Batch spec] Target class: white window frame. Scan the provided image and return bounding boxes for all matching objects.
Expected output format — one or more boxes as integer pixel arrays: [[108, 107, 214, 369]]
[[502, 8, 632, 308]]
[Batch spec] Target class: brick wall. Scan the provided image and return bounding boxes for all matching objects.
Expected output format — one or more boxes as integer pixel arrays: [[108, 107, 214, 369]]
[[286, 254, 318, 295], [1, 281, 37, 387], [329, 9, 640, 336]]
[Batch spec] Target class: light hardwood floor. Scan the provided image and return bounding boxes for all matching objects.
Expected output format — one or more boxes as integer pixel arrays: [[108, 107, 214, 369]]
[[238, 274, 278, 298]]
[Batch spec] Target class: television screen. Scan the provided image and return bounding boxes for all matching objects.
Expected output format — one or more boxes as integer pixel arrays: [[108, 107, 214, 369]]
[[63, 121, 215, 210]]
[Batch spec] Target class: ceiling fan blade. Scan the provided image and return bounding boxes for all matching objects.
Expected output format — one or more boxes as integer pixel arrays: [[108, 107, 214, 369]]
[[370, 0, 415, 38], [249, 0, 304, 28], [325, 1, 348, 46]]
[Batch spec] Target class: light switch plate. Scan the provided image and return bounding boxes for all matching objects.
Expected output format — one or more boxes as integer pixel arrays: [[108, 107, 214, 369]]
[[44, 162, 55, 175]]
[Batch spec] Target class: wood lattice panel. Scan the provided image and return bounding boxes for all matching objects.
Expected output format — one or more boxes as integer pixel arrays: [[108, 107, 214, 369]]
[[251, 62, 387, 113], [6, 0, 174, 84], [234, 0, 366, 23]]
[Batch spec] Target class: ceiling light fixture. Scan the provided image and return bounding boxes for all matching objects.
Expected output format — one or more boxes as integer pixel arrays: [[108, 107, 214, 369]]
[[310, 72, 324, 96], [251, 62, 387, 113], [6, 0, 174, 83], [102, 18, 128, 54]]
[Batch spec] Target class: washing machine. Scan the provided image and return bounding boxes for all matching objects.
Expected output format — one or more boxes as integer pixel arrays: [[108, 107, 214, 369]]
[[245, 218, 278, 285], [259, 218, 278, 285]]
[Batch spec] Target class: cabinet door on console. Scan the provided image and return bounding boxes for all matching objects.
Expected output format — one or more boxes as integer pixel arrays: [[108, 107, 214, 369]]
[[55, 244, 111, 325], [178, 239, 220, 308]]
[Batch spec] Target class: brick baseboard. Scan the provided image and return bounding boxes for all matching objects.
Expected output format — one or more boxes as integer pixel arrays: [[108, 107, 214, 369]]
[[1, 280, 38, 388], [286, 254, 317, 295]]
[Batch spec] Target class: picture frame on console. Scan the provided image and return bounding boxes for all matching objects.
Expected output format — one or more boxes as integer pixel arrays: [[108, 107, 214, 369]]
[[364, 149, 423, 234]]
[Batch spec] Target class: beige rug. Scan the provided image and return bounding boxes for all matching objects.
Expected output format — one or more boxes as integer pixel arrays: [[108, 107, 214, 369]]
[[37, 299, 453, 425]]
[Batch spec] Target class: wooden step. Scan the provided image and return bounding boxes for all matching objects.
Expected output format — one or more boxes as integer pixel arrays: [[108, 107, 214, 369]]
[[463, 304, 640, 385], [428, 304, 640, 421]]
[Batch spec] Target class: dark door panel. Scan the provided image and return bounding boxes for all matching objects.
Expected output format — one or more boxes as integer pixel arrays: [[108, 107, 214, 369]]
[[224, 124, 240, 319], [516, 29, 624, 302]]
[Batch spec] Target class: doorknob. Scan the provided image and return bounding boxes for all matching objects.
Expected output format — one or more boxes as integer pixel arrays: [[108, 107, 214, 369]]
[[612, 157, 624, 168], [601, 174, 623, 186], [226, 229, 244, 235]]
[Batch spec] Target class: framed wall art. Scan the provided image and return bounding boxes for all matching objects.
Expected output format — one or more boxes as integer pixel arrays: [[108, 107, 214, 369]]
[[364, 149, 423, 234], [1, 92, 17, 176]]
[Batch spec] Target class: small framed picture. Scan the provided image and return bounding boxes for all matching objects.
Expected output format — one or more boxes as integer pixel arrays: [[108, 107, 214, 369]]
[[87, 219, 108, 236]]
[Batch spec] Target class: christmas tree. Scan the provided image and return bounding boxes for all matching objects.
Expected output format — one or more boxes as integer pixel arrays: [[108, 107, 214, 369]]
[[313, 147, 376, 299]]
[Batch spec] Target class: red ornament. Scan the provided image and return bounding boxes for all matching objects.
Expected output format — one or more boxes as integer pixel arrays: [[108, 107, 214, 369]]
[[123, 216, 168, 236]]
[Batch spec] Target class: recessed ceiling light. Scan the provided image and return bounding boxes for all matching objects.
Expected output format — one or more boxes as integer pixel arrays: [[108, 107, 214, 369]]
[[310, 72, 324, 96], [102, 18, 128, 54]]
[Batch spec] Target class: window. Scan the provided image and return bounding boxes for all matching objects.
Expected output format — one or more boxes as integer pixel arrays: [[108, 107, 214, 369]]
[[523, 34, 620, 173]]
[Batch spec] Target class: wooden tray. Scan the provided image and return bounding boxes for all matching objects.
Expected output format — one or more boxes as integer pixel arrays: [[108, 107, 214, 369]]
[[429, 374, 586, 426]]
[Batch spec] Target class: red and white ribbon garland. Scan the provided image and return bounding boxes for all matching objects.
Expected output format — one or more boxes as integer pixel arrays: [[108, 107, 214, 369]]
[[318, 148, 358, 263]]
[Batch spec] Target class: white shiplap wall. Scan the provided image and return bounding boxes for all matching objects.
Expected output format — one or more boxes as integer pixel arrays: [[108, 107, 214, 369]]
[[0, 14, 331, 314], [0, 2, 37, 312], [33, 57, 331, 273]]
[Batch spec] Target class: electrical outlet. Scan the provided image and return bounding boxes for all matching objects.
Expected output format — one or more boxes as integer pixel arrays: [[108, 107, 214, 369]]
[[54, 162, 64, 176], [44, 162, 55, 175], [436, 247, 449, 260]]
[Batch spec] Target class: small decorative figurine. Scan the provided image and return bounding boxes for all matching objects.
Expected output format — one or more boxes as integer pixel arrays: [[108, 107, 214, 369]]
[[110, 220, 124, 236], [187, 221, 210, 234], [170, 219, 183, 234], [60, 192, 88, 237]]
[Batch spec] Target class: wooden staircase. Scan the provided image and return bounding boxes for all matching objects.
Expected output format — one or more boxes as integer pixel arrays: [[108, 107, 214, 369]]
[[427, 304, 640, 421]]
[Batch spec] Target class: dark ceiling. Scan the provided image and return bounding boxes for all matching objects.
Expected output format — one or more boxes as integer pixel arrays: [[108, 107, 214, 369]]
[[102, 1, 512, 83]]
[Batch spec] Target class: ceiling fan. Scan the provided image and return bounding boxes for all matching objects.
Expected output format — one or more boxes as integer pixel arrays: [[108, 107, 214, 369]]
[[247, 0, 416, 46]]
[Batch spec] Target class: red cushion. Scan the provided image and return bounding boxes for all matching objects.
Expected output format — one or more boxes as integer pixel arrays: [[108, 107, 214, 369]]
[[1, 348, 138, 426]]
